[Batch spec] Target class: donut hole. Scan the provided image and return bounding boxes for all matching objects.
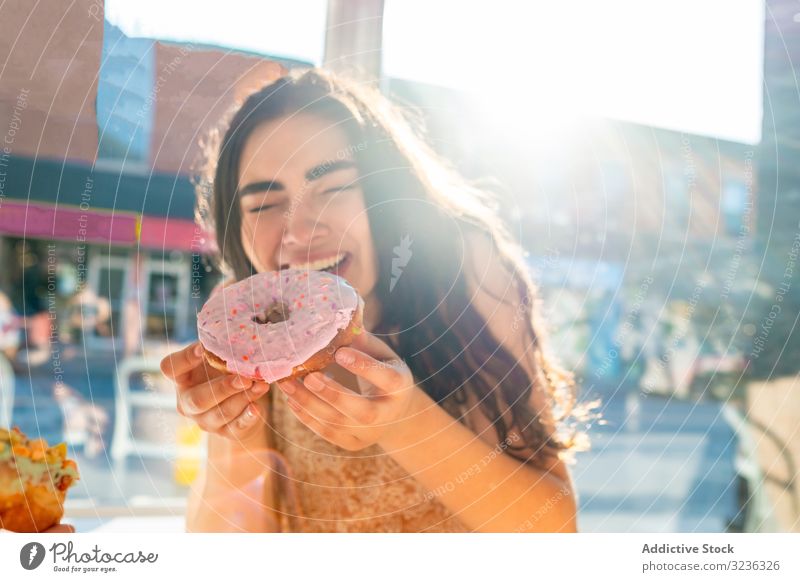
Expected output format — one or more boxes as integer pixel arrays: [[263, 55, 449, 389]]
[[253, 301, 291, 325]]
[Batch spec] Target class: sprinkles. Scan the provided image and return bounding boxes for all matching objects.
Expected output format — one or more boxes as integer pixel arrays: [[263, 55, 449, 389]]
[[197, 269, 360, 383]]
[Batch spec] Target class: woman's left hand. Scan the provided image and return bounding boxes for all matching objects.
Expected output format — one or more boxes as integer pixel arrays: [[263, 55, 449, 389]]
[[275, 331, 420, 451]]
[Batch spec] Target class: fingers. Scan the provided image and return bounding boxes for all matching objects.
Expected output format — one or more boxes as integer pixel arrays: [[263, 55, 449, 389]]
[[178, 374, 260, 416], [191, 384, 270, 431], [176, 357, 226, 388], [283, 397, 363, 451], [166, 343, 272, 441], [218, 402, 264, 441], [334, 345, 408, 396], [346, 331, 398, 360], [277, 377, 355, 427], [160, 342, 204, 381], [290, 374, 378, 425]]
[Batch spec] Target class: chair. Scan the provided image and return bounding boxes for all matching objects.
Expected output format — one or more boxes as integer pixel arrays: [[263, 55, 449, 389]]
[[111, 355, 205, 476], [0, 354, 13, 427]]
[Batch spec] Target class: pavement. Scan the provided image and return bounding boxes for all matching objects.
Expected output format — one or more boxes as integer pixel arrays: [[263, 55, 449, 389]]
[[573, 388, 739, 532]]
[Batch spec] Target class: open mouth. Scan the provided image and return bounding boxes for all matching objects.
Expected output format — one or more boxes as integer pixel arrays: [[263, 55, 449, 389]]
[[320, 253, 351, 275], [281, 252, 352, 277]]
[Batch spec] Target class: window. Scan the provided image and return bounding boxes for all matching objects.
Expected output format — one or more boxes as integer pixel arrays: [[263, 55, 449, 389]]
[[86, 249, 130, 346], [96, 21, 155, 165], [142, 255, 192, 341], [722, 179, 748, 236]]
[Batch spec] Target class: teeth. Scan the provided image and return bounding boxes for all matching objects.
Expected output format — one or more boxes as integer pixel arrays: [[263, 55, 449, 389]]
[[289, 252, 345, 271]]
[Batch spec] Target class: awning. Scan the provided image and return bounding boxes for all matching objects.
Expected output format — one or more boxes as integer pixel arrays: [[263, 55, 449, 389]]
[[0, 155, 195, 218], [0, 200, 215, 253], [0, 200, 138, 244], [0, 155, 213, 252]]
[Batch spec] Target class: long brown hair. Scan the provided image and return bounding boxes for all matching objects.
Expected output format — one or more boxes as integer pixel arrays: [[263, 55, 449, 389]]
[[197, 68, 588, 469]]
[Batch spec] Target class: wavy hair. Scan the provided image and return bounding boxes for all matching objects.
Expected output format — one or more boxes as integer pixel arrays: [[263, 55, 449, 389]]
[[196, 68, 589, 469]]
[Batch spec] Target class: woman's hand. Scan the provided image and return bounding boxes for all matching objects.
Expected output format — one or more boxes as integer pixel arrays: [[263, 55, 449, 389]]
[[275, 331, 421, 451], [160, 343, 270, 440]]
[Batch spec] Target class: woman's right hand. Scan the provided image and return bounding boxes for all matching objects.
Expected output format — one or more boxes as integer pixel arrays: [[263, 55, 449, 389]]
[[160, 342, 270, 440]]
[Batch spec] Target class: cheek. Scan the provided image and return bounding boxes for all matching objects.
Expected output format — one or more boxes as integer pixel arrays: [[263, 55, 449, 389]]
[[340, 193, 373, 244], [347, 200, 379, 280], [240, 216, 282, 271], [327, 193, 378, 282]]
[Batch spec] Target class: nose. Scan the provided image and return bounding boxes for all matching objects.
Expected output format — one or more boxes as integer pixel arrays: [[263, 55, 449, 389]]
[[280, 197, 328, 248]]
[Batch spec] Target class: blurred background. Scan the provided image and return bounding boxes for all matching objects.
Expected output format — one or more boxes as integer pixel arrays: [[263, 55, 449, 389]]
[[0, 0, 797, 533]]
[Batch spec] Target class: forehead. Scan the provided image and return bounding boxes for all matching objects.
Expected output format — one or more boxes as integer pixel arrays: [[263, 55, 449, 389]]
[[238, 113, 354, 181]]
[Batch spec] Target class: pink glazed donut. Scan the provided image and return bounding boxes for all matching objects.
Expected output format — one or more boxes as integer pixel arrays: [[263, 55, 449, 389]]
[[197, 269, 364, 382]]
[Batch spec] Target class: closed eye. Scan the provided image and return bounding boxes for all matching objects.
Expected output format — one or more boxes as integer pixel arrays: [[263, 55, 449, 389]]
[[320, 184, 356, 195], [246, 186, 353, 213], [247, 203, 279, 213]]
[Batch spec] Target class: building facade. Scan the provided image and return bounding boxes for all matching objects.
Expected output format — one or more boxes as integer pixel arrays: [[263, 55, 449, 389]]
[[0, 0, 297, 356]]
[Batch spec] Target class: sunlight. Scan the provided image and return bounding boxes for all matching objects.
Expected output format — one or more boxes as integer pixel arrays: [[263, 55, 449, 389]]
[[105, 0, 765, 144], [383, 0, 765, 144], [105, 0, 327, 63]]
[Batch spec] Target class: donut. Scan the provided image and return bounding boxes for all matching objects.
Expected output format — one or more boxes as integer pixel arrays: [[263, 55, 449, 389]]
[[197, 269, 364, 382], [0, 427, 79, 532]]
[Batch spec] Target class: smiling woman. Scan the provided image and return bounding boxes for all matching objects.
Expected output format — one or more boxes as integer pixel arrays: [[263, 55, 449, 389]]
[[227, 109, 379, 312], [162, 68, 592, 533]]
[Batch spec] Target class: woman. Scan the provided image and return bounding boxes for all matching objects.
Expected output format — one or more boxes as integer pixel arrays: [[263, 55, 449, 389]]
[[161, 68, 587, 533]]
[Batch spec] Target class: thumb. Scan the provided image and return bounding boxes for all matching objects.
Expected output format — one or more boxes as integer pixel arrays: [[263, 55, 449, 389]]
[[347, 330, 398, 361]]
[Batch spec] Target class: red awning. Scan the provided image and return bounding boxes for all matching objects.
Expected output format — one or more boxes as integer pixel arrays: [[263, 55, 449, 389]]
[[0, 200, 137, 244], [138, 215, 216, 253], [0, 201, 216, 253]]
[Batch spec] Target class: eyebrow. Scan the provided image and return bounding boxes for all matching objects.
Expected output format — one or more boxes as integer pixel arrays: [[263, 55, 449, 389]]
[[304, 159, 356, 182], [237, 179, 284, 197], [237, 160, 357, 198]]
